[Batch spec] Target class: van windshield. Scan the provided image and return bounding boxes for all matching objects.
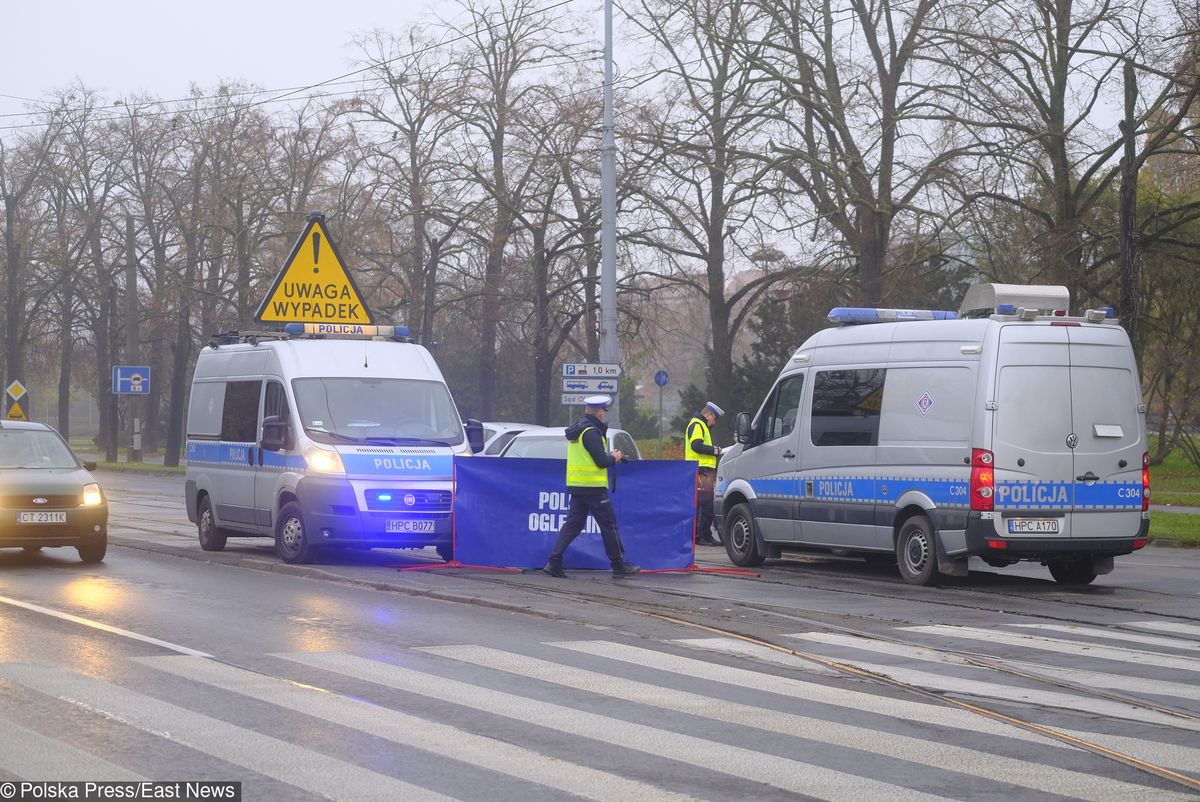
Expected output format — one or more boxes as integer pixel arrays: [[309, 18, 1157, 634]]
[[292, 378, 464, 446]]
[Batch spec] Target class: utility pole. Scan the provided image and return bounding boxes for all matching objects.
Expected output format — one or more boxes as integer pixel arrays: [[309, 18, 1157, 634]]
[[600, 0, 621, 426], [125, 214, 142, 463]]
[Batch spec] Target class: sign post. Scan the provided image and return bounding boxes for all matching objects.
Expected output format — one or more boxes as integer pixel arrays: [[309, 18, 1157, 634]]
[[5, 380, 28, 421], [654, 370, 669, 457], [113, 367, 151, 460]]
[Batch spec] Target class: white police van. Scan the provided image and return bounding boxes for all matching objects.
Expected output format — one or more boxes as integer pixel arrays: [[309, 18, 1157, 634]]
[[184, 323, 483, 564], [716, 283, 1150, 586]]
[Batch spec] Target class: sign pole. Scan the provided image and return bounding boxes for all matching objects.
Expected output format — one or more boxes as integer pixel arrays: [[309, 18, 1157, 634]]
[[658, 385, 663, 458], [125, 215, 142, 463]]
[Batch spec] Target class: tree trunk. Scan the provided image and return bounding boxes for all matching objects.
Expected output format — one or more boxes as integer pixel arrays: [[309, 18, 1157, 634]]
[[57, 280, 75, 437], [4, 202, 23, 392], [532, 227, 552, 425]]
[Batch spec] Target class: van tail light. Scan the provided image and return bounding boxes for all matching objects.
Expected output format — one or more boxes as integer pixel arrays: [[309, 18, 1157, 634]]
[[970, 448, 995, 512], [1142, 451, 1150, 512], [1132, 538, 1148, 550]]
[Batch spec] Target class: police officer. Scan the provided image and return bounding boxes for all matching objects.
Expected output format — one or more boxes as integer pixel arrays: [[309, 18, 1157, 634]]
[[542, 395, 641, 578], [685, 401, 724, 546]]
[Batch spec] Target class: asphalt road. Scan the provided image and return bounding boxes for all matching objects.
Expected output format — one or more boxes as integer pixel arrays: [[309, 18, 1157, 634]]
[[0, 470, 1196, 801]]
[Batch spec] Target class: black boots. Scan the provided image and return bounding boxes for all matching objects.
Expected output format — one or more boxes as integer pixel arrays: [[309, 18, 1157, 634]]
[[611, 560, 641, 577], [542, 560, 568, 578]]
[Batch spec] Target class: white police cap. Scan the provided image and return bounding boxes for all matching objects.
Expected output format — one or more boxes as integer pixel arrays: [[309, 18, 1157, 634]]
[[705, 401, 724, 418], [584, 395, 613, 409]]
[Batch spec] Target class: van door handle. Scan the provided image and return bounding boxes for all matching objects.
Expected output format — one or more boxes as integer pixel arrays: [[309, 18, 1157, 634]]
[[783, 450, 796, 459], [247, 447, 255, 466], [1076, 471, 1099, 483]]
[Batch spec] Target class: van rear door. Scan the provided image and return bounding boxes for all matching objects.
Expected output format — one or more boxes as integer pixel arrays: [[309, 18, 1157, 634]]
[[993, 326, 1074, 535], [1066, 326, 1144, 536]]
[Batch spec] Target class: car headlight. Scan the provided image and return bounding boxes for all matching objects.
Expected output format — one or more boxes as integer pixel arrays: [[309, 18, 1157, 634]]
[[305, 445, 345, 475], [81, 483, 104, 506]]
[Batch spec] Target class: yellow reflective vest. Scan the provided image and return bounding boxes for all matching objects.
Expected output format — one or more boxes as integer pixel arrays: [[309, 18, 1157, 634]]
[[566, 426, 608, 487], [684, 417, 717, 469]]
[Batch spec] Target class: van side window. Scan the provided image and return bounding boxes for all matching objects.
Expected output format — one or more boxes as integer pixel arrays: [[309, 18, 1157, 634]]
[[186, 382, 225, 439], [264, 381, 289, 425], [811, 369, 885, 447], [221, 380, 262, 442], [754, 374, 805, 444]]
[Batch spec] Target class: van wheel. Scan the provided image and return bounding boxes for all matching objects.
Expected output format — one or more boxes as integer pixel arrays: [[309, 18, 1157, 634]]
[[197, 496, 227, 552], [436, 544, 454, 562], [275, 502, 317, 564], [896, 516, 940, 586], [77, 535, 107, 564], [723, 503, 765, 567], [1048, 558, 1098, 585]]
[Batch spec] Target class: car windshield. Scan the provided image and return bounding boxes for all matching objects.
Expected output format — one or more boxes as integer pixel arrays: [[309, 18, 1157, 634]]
[[502, 436, 568, 459], [292, 378, 464, 446], [0, 429, 79, 469]]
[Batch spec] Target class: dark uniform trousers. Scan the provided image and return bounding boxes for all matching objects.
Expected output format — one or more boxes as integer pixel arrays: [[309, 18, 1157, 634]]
[[696, 468, 716, 541], [550, 490, 624, 563]]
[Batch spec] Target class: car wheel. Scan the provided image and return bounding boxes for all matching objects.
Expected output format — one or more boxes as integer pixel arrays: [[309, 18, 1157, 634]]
[[77, 535, 107, 564], [723, 503, 765, 567], [275, 501, 317, 564], [436, 544, 454, 562], [1048, 558, 1098, 585], [197, 495, 228, 552], [896, 516, 940, 586]]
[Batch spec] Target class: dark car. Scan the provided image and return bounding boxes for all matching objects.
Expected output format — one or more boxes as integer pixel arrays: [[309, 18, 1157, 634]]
[[0, 421, 108, 563]]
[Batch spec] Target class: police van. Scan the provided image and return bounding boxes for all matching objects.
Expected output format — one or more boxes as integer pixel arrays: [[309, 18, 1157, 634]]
[[184, 323, 483, 564], [715, 284, 1150, 586]]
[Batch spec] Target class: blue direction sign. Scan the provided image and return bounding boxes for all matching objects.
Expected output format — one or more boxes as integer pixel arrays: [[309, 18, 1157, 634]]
[[112, 366, 151, 395], [655, 370, 670, 387]]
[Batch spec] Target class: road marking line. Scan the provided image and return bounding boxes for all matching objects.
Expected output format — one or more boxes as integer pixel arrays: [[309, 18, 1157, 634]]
[[421, 644, 1168, 802], [901, 625, 1200, 674], [138, 655, 700, 802], [788, 632, 1200, 703], [279, 651, 947, 802], [0, 721, 146, 781], [1009, 624, 1200, 653], [560, 639, 1052, 744], [1124, 621, 1200, 639], [0, 594, 210, 658], [0, 663, 451, 802]]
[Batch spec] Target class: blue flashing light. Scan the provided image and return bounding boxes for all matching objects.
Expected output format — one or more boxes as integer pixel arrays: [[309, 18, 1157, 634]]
[[1100, 307, 1114, 318], [827, 307, 958, 325], [996, 304, 1016, 315], [283, 322, 305, 334], [396, 326, 410, 337], [378, 494, 393, 502]]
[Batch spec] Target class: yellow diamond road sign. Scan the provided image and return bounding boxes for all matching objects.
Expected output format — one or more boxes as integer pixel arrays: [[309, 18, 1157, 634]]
[[256, 214, 373, 325], [5, 399, 27, 421], [6, 380, 26, 399]]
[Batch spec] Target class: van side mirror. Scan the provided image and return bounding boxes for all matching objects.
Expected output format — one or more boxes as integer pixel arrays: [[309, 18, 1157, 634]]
[[465, 418, 486, 454], [261, 415, 292, 452], [735, 412, 753, 445]]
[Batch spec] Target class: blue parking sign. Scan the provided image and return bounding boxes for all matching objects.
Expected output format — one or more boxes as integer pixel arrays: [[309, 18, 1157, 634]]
[[112, 366, 151, 395]]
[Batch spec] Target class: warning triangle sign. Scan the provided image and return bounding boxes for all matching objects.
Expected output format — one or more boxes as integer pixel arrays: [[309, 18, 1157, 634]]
[[256, 214, 373, 325], [6, 400, 27, 421]]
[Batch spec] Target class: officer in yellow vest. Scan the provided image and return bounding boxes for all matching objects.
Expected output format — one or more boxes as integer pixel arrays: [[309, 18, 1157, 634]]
[[542, 395, 641, 578], [685, 401, 724, 546]]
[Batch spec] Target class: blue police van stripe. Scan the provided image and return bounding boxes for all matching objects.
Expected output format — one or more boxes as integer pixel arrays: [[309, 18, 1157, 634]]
[[260, 449, 308, 471], [722, 473, 1141, 511], [340, 453, 453, 478], [187, 441, 253, 466]]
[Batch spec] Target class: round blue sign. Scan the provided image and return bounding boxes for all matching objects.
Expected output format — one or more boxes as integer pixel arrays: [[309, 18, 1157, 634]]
[[654, 370, 669, 387]]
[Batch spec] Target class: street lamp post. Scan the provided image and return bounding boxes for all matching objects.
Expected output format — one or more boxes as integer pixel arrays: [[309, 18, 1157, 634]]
[[600, 0, 620, 426]]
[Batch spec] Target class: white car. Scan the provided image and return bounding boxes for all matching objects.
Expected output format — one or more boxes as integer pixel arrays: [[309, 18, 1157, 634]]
[[479, 422, 544, 456], [498, 427, 642, 461]]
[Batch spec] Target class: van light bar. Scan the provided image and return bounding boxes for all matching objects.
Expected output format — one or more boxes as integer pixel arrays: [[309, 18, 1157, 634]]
[[995, 304, 1016, 315], [1017, 307, 1039, 320], [1085, 309, 1107, 323], [283, 322, 410, 338], [827, 307, 957, 324]]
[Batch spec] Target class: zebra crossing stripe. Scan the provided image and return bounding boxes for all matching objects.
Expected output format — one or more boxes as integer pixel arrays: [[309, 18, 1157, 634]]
[[1124, 622, 1200, 639], [0, 721, 145, 781], [788, 632, 1200, 705], [1009, 624, 1200, 653], [279, 651, 949, 802], [420, 644, 1172, 802], [0, 663, 453, 802], [901, 626, 1200, 674], [553, 640, 1053, 744], [137, 655, 700, 802]]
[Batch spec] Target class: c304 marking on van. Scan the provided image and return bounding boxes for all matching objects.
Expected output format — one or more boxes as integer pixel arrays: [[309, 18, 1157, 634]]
[[340, 454, 454, 477]]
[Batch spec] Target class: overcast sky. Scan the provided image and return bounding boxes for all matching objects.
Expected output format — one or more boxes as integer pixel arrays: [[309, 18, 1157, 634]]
[[1, 0, 441, 119]]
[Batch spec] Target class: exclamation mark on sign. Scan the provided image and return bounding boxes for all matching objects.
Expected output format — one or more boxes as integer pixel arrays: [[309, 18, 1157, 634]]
[[312, 232, 321, 274]]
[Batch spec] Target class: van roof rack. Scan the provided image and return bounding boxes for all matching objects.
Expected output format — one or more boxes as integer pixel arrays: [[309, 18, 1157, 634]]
[[959, 283, 1069, 318], [827, 307, 957, 325]]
